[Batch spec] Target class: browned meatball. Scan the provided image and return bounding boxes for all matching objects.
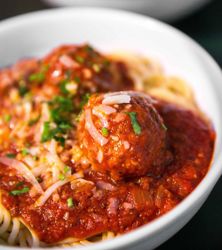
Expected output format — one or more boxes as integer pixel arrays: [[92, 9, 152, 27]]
[[78, 91, 169, 179], [41, 44, 134, 94]]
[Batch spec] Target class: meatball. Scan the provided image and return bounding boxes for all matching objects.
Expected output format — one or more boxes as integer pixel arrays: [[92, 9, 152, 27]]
[[41, 44, 134, 94], [77, 91, 169, 179]]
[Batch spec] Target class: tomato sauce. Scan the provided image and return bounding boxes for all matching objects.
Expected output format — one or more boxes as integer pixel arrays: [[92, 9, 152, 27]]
[[0, 100, 215, 243], [0, 44, 215, 244]]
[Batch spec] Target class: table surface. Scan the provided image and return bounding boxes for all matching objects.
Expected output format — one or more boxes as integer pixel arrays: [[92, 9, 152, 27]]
[[0, 1, 222, 249]]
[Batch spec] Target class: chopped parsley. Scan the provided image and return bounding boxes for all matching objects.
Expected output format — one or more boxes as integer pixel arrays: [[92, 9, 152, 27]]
[[33, 155, 39, 161], [103, 60, 110, 67], [79, 93, 90, 109], [58, 173, 65, 181], [41, 96, 74, 143], [54, 136, 65, 147], [60, 80, 70, 95], [101, 127, 109, 137], [65, 70, 72, 79], [49, 96, 74, 122], [10, 187, 29, 196], [6, 153, 16, 159], [41, 122, 53, 142], [64, 166, 71, 174], [40, 122, 68, 143], [29, 64, 49, 83], [18, 84, 29, 97], [57, 123, 72, 130], [17, 79, 29, 97], [126, 112, 142, 135], [41, 123, 72, 145], [92, 64, 101, 73], [75, 55, 84, 64], [74, 76, 81, 84], [29, 72, 45, 83], [16, 181, 24, 187], [85, 45, 94, 53], [3, 114, 11, 123], [60, 67, 79, 96], [28, 115, 40, 126], [60, 81, 77, 96], [67, 197, 74, 208], [25, 142, 31, 147], [21, 148, 29, 156], [40, 58, 88, 144]]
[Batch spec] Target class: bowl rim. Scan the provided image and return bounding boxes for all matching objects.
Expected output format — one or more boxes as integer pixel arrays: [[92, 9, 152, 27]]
[[0, 7, 222, 250]]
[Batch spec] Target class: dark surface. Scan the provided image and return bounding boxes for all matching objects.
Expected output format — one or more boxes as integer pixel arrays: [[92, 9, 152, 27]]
[[0, 0, 222, 249]]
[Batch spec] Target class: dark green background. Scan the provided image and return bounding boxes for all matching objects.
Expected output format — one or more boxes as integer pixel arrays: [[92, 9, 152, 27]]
[[0, 1, 221, 249]]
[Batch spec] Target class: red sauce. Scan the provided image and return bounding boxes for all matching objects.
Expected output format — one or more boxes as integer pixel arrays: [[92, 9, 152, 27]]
[[0, 101, 215, 243], [0, 44, 215, 244]]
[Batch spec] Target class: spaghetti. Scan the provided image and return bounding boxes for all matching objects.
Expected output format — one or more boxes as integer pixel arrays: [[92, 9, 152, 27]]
[[0, 44, 215, 247]]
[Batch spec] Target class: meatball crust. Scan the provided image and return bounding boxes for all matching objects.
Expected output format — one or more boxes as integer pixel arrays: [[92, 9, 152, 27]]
[[78, 91, 169, 179], [41, 44, 134, 94]]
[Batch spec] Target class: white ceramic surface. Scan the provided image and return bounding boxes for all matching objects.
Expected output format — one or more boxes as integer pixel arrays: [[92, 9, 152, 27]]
[[43, 0, 211, 21], [0, 8, 222, 250]]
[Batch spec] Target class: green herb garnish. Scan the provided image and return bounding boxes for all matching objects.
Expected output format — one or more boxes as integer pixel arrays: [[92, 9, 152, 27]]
[[49, 96, 73, 111], [3, 114, 11, 123], [41, 122, 71, 144], [126, 112, 142, 135], [60, 79, 78, 96], [103, 60, 110, 67], [29, 72, 45, 83], [21, 148, 29, 156], [33, 155, 39, 161], [58, 173, 65, 181], [67, 197, 74, 208], [75, 55, 84, 64], [79, 93, 90, 109], [41, 122, 56, 142], [64, 166, 71, 174], [10, 187, 29, 196], [6, 153, 16, 159], [58, 123, 72, 130], [65, 70, 72, 79], [60, 81, 70, 95], [85, 45, 94, 53], [74, 76, 81, 84], [18, 84, 29, 97], [16, 181, 24, 187], [41, 122, 52, 142], [29, 64, 49, 83], [28, 115, 40, 126], [54, 136, 65, 147], [50, 97, 73, 130], [101, 127, 109, 137], [41, 96, 74, 142], [49, 96, 73, 114], [92, 64, 101, 73]]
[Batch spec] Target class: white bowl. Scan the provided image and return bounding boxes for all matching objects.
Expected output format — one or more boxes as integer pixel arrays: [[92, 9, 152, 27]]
[[0, 7, 222, 250], [43, 0, 211, 21]]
